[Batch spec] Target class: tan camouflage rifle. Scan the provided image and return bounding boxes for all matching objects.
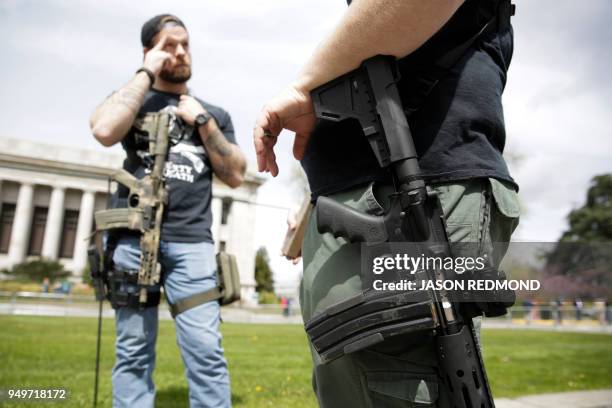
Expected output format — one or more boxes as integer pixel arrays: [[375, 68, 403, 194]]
[[95, 112, 173, 303]]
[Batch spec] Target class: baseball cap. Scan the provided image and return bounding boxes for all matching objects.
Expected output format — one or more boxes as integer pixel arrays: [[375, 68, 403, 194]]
[[141, 14, 186, 47]]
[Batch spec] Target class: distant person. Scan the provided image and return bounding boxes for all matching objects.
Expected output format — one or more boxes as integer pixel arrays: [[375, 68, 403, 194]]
[[574, 298, 583, 321], [523, 299, 533, 324], [41, 277, 50, 293], [554, 298, 563, 325], [281, 296, 289, 317]]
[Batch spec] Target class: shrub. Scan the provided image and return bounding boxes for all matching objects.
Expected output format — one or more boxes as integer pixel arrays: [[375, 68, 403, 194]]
[[4, 258, 71, 283], [258, 290, 279, 304]]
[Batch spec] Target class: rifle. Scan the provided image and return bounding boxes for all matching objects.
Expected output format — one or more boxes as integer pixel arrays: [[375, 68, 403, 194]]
[[94, 112, 172, 303], [304, 55, 514, 408]]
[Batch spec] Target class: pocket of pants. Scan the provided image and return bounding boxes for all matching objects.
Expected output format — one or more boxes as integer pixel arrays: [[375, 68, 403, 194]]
[[366, 372, 438, 407], [489, 178, 520, 218], [489, 178, 520, 237]]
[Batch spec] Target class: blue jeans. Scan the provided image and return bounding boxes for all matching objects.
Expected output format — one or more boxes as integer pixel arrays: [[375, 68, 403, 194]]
[[111, 237, 231, 408]]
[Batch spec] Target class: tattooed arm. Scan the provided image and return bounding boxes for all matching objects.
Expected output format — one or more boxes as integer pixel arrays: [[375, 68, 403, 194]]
[[89, 75, 150, 146], [90, 35, 171, 147], [200, 120, 246, 188], [177, 95, 246, 188]]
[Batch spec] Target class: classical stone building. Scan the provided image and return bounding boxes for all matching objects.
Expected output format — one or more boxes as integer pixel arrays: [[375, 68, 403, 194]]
[[0, 137, 263, 300]]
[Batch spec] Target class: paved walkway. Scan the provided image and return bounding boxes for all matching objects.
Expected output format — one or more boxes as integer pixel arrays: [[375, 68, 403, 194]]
[[4, 302, 612, 333], [496, 389, 612, 408]]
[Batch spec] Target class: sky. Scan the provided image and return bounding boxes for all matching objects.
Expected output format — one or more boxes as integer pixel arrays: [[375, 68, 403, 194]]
[[1, 0, 611, 290]]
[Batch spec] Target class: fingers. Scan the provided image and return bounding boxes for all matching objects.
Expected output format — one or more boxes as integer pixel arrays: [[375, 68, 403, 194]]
[[253, 108, 280, 176], [266, 144, 279, 177], [293, 132, 309, 160], [283, 254, 302, 264], [153, 34, 168, 50], [254, 126, 267, 171], [287, 212, 298, 230], [179, 94, 195, 106]]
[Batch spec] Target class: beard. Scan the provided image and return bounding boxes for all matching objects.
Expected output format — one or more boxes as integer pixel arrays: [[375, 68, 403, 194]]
[[160, 64, 192, 84]]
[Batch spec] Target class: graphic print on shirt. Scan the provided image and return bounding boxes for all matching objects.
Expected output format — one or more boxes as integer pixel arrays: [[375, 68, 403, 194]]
[[140, 105, 208, 184]]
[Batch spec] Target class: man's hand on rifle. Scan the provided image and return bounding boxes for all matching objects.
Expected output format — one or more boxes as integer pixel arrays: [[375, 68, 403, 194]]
[[254, 84, 316, 177]]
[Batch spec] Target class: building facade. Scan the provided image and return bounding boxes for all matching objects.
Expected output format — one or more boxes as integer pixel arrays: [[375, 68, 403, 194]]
[[0, 137, 263, 301]]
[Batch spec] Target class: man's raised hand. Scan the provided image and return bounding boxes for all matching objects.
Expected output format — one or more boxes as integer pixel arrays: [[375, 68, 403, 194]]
[[142, 34, 172, 75], [253, 85, 316, 177]]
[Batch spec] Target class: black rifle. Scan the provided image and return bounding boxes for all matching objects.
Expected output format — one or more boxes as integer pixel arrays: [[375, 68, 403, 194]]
[[305, 55, 514, 408]]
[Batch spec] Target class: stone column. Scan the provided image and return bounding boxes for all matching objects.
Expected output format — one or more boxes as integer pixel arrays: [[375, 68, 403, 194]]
[[72, 190, 95, 275], [41, 186, 66, 260], [8, 182, 34, 266], [211, 196, 223, 252], [227, 201, 255, 284]]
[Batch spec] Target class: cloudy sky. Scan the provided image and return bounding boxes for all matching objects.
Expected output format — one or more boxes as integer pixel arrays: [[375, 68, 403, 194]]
[[1, 0, 611, 288]]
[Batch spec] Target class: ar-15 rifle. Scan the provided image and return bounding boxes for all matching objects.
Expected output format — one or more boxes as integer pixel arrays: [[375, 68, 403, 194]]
[[305, 55, 514, 408], [94, 112, 174, 304]]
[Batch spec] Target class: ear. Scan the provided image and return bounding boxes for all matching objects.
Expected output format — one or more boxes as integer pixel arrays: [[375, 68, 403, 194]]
[[143, 47, 150, 61]]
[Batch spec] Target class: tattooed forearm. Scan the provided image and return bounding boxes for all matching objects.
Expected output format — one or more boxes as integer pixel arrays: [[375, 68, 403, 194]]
[[90, 73, 150, 146], [102, 85, 147, 114], [205, 128, 233, 157], [200, 126, 247, 188]]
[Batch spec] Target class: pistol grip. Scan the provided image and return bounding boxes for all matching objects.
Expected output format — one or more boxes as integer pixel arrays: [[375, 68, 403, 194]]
[[316, 197, 387, 243]]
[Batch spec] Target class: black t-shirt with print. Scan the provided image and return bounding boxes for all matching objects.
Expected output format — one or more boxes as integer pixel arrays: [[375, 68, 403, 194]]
[[115, 89, 236, 243], [301, 0, 517, 200]]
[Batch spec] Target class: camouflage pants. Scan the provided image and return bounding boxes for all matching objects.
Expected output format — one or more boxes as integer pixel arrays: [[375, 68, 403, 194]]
[[300, 178, 520, 407]]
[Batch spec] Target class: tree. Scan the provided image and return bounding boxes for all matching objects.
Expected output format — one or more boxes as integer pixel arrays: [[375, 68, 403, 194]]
[[559, 174, 612, 242], [254, 247, 274, 294], [544, 174, 612, 300]]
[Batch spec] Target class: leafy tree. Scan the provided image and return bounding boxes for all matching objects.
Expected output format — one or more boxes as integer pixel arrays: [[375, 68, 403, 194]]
[[254, 247, 274, 294], [544, 174, 612, 299], [559, 174, 612, 242]]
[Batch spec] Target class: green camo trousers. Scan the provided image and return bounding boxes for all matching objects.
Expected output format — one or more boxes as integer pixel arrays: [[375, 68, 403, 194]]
[[300, 178, 520, 407]]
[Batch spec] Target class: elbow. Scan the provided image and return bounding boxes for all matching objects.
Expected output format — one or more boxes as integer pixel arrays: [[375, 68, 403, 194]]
[[225, 156, 246, 189], [91, 123, 118, 147], [226, 172, 244, 189]]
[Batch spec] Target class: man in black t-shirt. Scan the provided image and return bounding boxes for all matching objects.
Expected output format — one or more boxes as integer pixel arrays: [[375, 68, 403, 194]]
[[254, 1, 520, 407], [90, 14, 245, 408]]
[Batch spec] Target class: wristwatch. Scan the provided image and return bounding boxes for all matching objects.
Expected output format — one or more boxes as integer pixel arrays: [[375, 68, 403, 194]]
[[195, 112, 212, 129]]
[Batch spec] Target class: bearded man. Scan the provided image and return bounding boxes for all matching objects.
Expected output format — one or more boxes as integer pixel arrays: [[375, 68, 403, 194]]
[[90, 14, 245, 408]]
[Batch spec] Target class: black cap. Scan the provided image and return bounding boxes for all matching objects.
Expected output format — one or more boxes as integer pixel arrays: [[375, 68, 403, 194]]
[[141, 14, 186, 47]]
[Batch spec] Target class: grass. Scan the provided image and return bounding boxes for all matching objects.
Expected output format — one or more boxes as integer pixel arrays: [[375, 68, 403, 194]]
[[0, 316, 610, 407], [483, 329, 612, 397]]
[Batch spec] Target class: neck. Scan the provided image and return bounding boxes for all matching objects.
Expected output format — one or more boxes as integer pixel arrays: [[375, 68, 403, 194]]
[[153, 78, 188, 95]]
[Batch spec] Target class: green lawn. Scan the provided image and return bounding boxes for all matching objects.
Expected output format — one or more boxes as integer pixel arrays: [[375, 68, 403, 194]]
[[0, 316, 610, 407]]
